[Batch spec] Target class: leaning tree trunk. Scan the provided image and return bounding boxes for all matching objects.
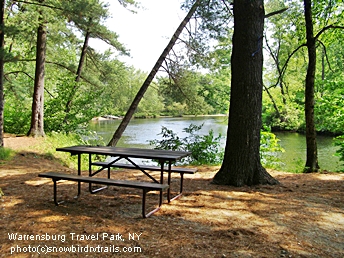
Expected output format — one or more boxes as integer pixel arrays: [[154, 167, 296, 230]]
[[27, 21, 46, 137], [107, 0, 201, 146], [63, 30, 91, 124], [213, 0, 278, 186], [0, 0, 5, 146], [303, 0, 319, 172]]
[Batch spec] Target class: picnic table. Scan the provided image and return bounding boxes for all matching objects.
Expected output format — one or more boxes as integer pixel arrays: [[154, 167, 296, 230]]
[[39, 145, 196, 218]]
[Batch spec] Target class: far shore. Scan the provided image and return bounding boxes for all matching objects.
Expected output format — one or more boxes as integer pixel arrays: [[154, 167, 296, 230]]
[[92, 114, 228, 121]]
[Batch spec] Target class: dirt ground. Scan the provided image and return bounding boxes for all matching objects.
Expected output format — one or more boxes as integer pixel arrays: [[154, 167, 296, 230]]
[[1, 137, 343, 258]]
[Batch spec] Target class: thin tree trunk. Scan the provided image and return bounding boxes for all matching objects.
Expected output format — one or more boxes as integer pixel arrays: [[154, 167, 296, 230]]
[[265, 37, 287, 106], [107, 0, 201, 147], [264, 85, 282, 120], [320, 48, 325, 96], [75, 31, 90, 83], [27, 20, 46, 137], [303, 0, 319, 172], [0, 0, 5, 146], [63, 30, 90, 123], [213, 0, 278, 186]]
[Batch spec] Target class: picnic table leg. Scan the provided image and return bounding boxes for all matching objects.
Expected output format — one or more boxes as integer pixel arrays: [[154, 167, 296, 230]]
[[88, 153, 108, 194], [159, 161, 164, 206], [171, 172, 184, 201], [77, 154, 81, 197], [168, 166, 184, 202], [142, 189, 163, 218], [167, 161, 172, 203], [180, 172, 184, 194], [167, 163, 183, 202], [52, 179, 64, 205]]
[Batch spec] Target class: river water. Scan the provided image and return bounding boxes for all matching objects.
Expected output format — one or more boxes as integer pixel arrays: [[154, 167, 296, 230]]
[[88, 116, 342, 172]]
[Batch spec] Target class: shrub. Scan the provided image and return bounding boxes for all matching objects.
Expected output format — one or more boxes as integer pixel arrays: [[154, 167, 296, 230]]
[[45, 131, 104, 170], [0, 147, 14, 161], [149, 124, 224, 165], [333, 135, 344, 171], [149, 124, 284, 168], [260, 130, 285, 169]]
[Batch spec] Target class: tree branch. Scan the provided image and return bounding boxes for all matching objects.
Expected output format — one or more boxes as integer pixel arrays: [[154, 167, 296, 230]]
[[15, 0, 64, 11], [315, 24, 344, 40], [221, 0, 232, 14], [265, 8, 288, 18], [280, 43, 307, 80], [276, 25, 343, 86], [317, 39, 333, 73], [4, 70, 54, 98], [4, 70, 34, 80], [46, 61, 99, 88]]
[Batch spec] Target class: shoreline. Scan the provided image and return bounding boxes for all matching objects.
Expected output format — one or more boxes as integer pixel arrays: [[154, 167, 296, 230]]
[[91, 114, 228, 121]]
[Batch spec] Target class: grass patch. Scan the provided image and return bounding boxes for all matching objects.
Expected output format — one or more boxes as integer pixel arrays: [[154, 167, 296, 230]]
[[35, 132, 104, 170], [0, 147, 14, 162], [4, 132, 105, 170], [41, 132, 88, 170]]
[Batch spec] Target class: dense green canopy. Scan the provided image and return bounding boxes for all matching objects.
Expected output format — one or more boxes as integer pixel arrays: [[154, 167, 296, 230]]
[[0, 0, 343, 138]]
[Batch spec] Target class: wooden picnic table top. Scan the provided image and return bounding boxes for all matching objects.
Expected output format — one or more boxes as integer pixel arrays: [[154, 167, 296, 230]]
[[56, 145, 191, 161]]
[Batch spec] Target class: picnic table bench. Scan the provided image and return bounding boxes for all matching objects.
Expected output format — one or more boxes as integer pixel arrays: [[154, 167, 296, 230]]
[[38, 172, 169, 218], [91, 161, 197, 201]]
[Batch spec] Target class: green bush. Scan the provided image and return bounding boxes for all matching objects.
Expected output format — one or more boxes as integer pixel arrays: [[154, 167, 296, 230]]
[[149, 124, 224, 165], [333, 135, 344, 171], [45, 131, 104, 170], [260, 130, 285, 169], [4, 100, 31, 134], [149, 124, 284, 168], [0, 147, 14, 161]]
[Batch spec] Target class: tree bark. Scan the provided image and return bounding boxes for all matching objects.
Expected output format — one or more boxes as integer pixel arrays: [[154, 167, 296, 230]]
[[303, 0, 319, 172], [0, 0, 5, 146], [63, 30, 90, 124], [27, 20, 46, 137], [107, 0, 201, 147], [213, 0, 278, 186]]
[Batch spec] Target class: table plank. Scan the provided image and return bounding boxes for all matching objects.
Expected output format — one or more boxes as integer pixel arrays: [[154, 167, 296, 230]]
[[56, 145, 191, 161]]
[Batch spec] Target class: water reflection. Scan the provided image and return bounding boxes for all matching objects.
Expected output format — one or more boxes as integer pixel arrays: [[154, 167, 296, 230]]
[[275, 132, 341, 172]]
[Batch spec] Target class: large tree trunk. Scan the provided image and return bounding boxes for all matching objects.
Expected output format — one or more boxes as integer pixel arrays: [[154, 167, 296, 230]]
[[303, 0, 319, 172], [107, 0, 201, 147], [213, 0, 278, 186], [27, 21, 46, 137], [0, 0, 5, 146]]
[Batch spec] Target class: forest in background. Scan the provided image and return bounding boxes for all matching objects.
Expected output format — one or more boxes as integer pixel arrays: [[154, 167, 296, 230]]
[[1, 0, 343, 137]]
